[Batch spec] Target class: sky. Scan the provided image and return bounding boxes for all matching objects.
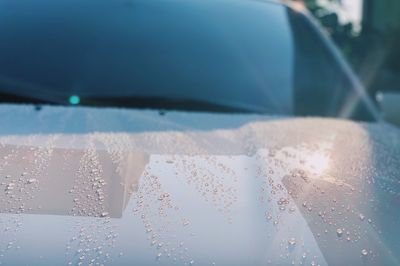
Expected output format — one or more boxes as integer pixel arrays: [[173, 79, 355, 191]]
[[318, 0, 363, 31], [341, 0, 363, 25]]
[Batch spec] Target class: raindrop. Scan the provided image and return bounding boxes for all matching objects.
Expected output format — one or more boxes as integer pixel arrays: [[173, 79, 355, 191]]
[[27, 178, 37, 184], [288, 238, 296, 246], [361, 249, 368, 256], [182, 219, 190, 226], [336, 228, 343, 237], [5, 183, 15, 191]]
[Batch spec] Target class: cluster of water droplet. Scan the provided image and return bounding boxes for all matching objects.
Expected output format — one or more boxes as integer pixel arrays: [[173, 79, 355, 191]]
[[132, 167, 196, 264], [169, 155, 238, 219], [0, 135, 59, 263], [66, 217, 118, 266], [70, 141, 108, 218]]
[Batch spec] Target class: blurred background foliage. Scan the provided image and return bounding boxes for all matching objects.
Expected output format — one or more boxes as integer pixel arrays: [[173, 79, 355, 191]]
[[296, 0, 400, 101]]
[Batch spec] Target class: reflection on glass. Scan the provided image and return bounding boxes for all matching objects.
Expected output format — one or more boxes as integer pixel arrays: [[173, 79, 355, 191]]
[[0, 143, 148, 218], [305, 152, 330, 175]]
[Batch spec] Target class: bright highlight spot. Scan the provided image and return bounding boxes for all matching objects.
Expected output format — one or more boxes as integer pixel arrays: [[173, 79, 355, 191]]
[[69, 95, 80, 105], [306, 152, 330, 175]]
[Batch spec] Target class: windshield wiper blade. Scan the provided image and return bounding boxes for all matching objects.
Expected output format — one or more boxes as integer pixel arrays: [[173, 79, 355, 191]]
[[0, 75, 64, 105], [79, 96, 256, 113], [0, 90, 59, 105]]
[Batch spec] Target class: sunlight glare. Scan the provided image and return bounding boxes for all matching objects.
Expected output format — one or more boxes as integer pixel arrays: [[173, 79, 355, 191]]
[[306, 152, 330, 175]]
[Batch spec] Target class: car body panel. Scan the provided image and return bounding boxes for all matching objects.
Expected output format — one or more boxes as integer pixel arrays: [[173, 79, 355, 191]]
[[0, 104, 399, 265]]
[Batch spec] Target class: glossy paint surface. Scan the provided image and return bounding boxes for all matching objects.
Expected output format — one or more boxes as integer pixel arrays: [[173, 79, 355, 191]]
[[0, 104, 399, 265]]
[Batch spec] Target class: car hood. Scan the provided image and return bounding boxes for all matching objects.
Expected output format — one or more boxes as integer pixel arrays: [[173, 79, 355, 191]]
[[0, 104, 399, 266]]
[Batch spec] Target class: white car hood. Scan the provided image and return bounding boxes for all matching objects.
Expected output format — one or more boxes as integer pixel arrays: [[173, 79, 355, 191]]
[[0, 104, 399, 266]]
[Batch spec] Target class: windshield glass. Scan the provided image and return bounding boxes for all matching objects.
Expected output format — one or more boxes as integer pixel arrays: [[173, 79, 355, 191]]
[[0, 0, 375, 120]]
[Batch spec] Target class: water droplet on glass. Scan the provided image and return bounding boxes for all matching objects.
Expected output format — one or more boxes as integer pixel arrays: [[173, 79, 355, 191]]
[[361, 249, 368, 256], [288, 238, 296, 246], [5, 183, 15, 191], [27, 178, 37, 184], [182, 219, 190, 226]]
